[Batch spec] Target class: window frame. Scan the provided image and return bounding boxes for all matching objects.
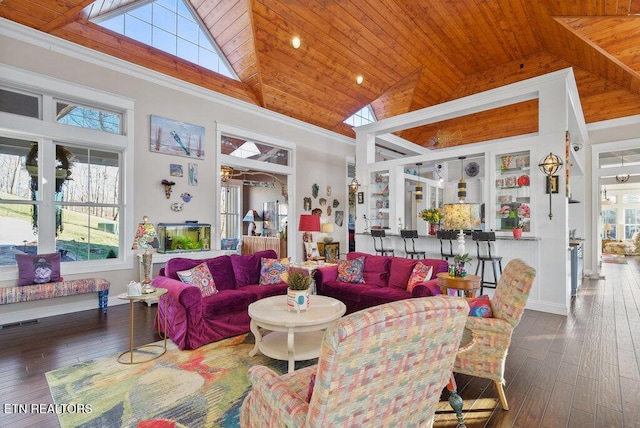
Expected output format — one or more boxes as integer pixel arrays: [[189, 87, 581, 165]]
[[0, 64, 135, 280]]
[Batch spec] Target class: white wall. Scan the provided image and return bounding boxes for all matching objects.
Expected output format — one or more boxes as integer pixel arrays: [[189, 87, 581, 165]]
[[0, 23, 353, 324]]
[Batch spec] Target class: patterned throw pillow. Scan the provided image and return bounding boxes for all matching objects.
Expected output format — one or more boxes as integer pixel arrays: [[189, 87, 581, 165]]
[[406, 262, 433, 292], [468, 294, 493, 317], [259, 258, 289, 285], [15, 252, 61, 286], [177, 262, 217, 297], [337, 257, 365, 283]]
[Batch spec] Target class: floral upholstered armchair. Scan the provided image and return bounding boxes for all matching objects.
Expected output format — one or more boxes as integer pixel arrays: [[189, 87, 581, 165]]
[[240, 296, 469, 427], [453, 258, 536, 411]]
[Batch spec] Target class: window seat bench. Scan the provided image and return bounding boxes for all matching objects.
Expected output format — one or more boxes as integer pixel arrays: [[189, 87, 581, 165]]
[[0, 278, 110, 313]]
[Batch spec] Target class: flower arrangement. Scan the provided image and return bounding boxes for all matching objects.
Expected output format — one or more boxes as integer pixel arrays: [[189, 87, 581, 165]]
[[420, 208, 443, 223], [517, 204, 530, 218]]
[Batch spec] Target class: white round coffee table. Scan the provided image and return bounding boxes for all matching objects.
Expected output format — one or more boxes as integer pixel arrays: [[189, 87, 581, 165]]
[[248, 295, 346, 373]]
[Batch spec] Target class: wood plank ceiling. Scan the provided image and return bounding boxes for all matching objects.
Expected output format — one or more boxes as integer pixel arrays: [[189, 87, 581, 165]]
[[2, 0, 640, 150]]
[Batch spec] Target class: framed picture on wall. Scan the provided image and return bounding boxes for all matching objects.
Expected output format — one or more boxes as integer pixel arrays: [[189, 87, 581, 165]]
[[324, 242, 340, 263], [150, 115, 205, 159]]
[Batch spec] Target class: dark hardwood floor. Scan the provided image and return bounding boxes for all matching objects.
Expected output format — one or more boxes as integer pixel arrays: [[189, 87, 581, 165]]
[[1, 257, 638, 427]]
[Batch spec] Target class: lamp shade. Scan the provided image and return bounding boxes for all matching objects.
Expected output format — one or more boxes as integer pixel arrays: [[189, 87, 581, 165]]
[[243, 210, 262, 222], [321, 223, 334, 233], [299, 214, 321, 232], [603, 224, 613, 231], [443, 203, 481, 230], [131, 222, 159, 250]]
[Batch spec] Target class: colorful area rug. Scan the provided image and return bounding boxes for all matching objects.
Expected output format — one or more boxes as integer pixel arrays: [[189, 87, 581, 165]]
[[46, 334, 306, 428], [602, 253, 627, 264]]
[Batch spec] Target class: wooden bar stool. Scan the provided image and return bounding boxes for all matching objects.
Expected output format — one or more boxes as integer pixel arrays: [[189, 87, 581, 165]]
[[370, 229, 394, 256], [437, 230, 456, 261], [472, 231, 503, 294], [400, 230, 426, 259]]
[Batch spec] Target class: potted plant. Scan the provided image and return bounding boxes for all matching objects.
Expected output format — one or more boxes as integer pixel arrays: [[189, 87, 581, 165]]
[[454, 253, 473, 277], [286, 270, 312, 312], [512, 221, 524, 239]]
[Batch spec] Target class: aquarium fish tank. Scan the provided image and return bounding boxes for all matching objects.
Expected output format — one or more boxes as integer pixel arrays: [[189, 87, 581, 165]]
[[157, 223, 211, 254]]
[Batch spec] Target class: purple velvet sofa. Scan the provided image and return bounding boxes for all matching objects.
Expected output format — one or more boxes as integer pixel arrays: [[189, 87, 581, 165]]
[[152, 249, 287, 350], [315, 252, 448, 314]]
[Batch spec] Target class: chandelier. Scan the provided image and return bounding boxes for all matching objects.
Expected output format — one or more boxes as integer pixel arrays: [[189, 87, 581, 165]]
[[616, 151, 630, 183]]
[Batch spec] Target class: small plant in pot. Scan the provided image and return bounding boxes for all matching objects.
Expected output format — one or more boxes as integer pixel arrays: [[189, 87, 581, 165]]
[[454, 253, 473, 277], [512, 221, 524, 239], [286, 270, 312, 312]]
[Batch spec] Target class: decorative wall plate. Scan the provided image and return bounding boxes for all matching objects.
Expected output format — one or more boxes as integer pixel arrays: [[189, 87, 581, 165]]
[[465, 161, 480, 177], [170, 202, 184, 212]]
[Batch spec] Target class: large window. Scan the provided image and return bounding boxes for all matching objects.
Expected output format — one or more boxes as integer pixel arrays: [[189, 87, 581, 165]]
[[220, 184, 240, 240], [0, 65, 133, 276], [624, 208, 640, 239]]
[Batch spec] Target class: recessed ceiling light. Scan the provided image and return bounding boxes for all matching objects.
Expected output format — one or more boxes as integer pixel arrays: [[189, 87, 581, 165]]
[[356, 75, 364, 85], [292, 37, 301, 49]]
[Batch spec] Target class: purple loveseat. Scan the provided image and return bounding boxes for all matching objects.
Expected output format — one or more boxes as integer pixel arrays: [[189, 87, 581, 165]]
[[152, 249, 287, 350], [315, 252, 448, 314]]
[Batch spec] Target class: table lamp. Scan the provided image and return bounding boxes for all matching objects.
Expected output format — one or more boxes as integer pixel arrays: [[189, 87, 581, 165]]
[[321, 222, 334, 243], [603, 223, 613, 239], [131, 216, 159, 291], [443, 203, 481, 255], [299, 214, 321, 259], [243, 209, 262, 236]]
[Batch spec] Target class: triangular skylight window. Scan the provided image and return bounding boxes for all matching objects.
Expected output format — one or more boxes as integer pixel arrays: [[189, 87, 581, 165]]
[[92, 0, 237, 79], [344, 105, 377, 127]]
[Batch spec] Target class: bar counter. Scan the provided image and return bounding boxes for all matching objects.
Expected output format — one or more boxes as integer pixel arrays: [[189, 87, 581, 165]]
[[355, 232, 541, 284]]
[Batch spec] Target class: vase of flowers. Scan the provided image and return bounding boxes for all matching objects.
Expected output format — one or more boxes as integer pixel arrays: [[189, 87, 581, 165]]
[[420, 208, 443, 235]]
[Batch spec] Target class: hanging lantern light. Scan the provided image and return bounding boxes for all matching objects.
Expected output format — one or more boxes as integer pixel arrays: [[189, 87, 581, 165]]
[[457, 156, 466, 202], [415, 162, 423, 202]]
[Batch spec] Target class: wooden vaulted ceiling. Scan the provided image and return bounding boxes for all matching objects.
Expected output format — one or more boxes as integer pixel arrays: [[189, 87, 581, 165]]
[[3, 0, 640, 150]]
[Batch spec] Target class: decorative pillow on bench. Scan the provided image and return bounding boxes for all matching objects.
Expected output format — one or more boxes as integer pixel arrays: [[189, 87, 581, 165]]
[[15, 252, 61, 286]]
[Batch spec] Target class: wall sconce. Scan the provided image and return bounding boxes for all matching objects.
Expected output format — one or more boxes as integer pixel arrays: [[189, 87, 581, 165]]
[[349, 177, 361, 192], [415, 162, 423, 202], [220, 166, 233, 183], [457, 156, 466, 202], [538, 152, 564, 219]]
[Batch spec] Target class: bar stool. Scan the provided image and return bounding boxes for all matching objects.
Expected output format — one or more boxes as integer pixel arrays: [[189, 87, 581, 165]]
[[437, 230, 456, 261], [400, 230, 426, 259], [370, 229, 394, 256], [472, 231, 503, 294]]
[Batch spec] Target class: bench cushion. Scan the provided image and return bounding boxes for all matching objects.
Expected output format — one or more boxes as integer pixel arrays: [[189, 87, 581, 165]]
[[0, 278, 110, 305]]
